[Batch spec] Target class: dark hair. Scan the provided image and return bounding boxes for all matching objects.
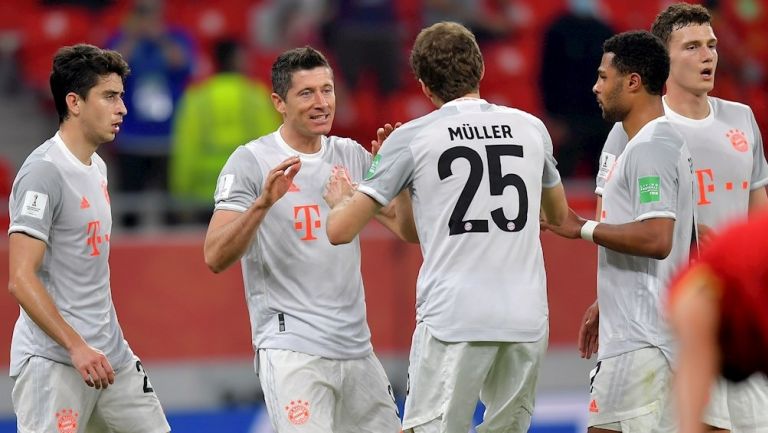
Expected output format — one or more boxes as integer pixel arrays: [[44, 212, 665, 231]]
[[410, 21, 483, 103], [603, 31, 669, 95], [651, 3, 712, 45], [214, 38, 241, 73], [50, 44, 130, 123], [271, 46, 332, 100]]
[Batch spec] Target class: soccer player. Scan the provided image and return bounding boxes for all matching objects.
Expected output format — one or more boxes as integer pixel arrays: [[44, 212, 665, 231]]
[[325, 21, 569, 433], [542, 30, 693, 432], [203, 46, 411, 433], [590, 4, 768, 431], [668, 211, 768, 433], [8, 44, 169, 432]]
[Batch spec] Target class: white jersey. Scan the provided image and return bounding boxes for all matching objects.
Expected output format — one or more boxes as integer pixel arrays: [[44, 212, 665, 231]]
[[597, 117, 694, 361], [214, 129, 373, 359], [359, 98, 561, 343], [8, 133, 133, 377], [596, 96, 768, 230]]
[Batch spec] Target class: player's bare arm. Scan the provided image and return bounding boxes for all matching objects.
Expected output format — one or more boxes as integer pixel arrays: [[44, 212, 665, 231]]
[[540, 182, 568, 227], [749, 186, 768, 213], [578, 196, 603, 359], [204, 156, 301, 273], [326, 190, 380, 245], [8, 233, 115, 389], [376, 189, 419, 243], [324, 159, 418, 243], [671, 266, 721, 433], [544, 209, 675, 259]]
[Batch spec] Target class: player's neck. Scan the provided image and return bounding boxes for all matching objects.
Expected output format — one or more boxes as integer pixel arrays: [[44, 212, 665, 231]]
[[622, 96, 665, 141], [664, 88, 710, 120], [280, 127, 322, 154], [58, 123, 97, 165]]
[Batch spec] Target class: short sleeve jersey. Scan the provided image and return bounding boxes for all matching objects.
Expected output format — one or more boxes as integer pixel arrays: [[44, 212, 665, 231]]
[[596, 97, 768, 231], [214, 129, 373, 359], [597, 117, 694, 361], [358, 98, 561, 343], [8, 133, 133, 377]]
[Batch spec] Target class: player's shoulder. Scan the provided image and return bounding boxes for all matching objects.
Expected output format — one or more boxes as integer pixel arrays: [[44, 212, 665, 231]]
[[326, 135, 364, 151], [488, 103, 546, 127], [18, 139, 61, 175], [629, 117, 686, 155], [709, 96, 752, 114]]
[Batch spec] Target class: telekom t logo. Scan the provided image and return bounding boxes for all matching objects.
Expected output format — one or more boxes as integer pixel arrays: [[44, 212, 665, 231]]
[[86, 220, 109, 256], [294, 205, 321, 241]]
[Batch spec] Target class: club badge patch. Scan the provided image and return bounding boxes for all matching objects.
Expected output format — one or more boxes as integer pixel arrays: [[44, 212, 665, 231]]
[[285, 400, 310, 425]]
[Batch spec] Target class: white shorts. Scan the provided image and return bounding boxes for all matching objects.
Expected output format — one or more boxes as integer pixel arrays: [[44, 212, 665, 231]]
[[705, 373, 768, 431], [587, 347, 673, 433], [257, 349, 400, 433], [12, 355, 169, 433], [403, 321, 547, 433]]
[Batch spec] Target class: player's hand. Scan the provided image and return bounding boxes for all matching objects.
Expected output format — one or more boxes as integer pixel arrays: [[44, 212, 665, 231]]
[[541, 208, 585, 239], [323, 166, 355, 209], [260, 156, 301, 207], [371, 122, 402, 156], [578, 300, 600, 359], [70, 342, 115, 389]]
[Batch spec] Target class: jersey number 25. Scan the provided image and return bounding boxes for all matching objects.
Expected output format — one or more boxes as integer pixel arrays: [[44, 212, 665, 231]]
[[439, 144, 528, 235]]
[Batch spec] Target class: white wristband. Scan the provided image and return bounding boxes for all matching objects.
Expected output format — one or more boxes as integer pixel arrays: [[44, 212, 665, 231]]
[[580, 220, 599, 242]]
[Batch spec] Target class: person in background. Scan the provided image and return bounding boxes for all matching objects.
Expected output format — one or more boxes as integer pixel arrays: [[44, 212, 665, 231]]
[[170, 38, 280, 223], [108, 0, 195, 226]]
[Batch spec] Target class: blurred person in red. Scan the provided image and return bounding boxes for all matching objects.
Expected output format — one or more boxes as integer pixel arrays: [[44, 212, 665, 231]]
[[669, 211, 768, 433]]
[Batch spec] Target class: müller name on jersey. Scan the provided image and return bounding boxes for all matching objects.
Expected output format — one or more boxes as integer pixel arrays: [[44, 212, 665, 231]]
[[448, 123, 514, 141]]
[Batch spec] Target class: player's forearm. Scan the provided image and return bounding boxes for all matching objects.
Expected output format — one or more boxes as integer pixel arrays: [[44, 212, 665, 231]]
[[9, 274, 86, 353], [541, 183, 568, 227], [204, 201, 269, 273], [748, 186, 768, 213], [592, 219, 673, 259], [327, 192, 378, 245], [374, 189, 419, 243]]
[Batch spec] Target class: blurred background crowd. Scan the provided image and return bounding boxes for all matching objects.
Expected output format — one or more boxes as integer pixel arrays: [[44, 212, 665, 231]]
[[1, 0, 767, 232]]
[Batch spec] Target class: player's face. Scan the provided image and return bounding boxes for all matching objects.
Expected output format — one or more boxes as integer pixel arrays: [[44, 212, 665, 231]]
[[666, 24, 718, 97], [593, 53, 628, 122], [274, 67, 336, 139], [79, 73, 127, 146]]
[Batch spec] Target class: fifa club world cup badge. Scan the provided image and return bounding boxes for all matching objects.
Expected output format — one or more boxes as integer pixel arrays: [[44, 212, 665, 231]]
[[285, 400, 310, 425], [56, 409, 79, 433]]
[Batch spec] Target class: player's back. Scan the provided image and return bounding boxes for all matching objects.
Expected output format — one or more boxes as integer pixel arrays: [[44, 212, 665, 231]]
[[387, 99, 560, 343]]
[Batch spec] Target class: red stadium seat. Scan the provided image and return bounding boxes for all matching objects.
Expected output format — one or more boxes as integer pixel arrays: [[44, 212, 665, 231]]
[[17, 5, 96, 92]]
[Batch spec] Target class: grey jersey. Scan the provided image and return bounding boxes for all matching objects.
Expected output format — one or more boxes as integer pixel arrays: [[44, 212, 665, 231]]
[[596, 97, 768, 230], [8, 133, 133, 377], [359, 98, 561, 343], [597, 118, 694, 361], [214, 129, 373, 359]]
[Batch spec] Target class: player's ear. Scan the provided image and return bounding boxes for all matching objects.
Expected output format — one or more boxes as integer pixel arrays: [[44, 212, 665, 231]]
[[66, 92, 81, 117], [271, 93, 286, 116], [627, 72, 643, 93]]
